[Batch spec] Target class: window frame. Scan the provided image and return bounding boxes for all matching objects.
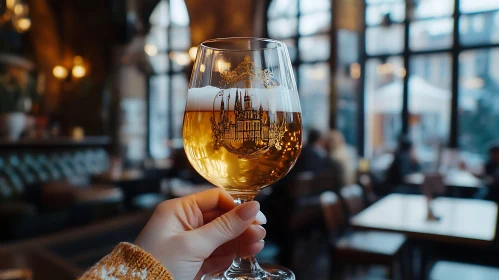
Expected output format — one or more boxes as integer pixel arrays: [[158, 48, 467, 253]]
[[359, 0, 499, 157], [147, 0, 190, 158], [266, 0, 336, 133]]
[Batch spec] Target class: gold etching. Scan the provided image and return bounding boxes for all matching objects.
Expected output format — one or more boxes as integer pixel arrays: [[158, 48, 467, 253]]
[[219, 55, 277, 89], [210, 88, 286, 157], [211, 56, 285, 157]]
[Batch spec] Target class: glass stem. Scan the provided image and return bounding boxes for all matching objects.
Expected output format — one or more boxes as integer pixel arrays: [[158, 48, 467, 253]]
[[224, 197, 267, 278]]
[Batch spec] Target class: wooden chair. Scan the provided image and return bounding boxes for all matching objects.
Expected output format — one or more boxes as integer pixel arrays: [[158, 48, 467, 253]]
[[321, 187, 407, 280], [290, 171, 343, 232]]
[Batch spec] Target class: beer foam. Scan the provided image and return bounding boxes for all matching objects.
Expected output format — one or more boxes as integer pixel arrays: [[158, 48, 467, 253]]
[[186, 86, 301, 112]]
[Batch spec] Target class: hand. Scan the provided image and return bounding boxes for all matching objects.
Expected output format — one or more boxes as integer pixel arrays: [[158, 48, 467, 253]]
[[134, 188, 267, 280]]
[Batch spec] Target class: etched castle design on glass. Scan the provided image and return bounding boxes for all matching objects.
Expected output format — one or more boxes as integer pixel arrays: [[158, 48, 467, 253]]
[[211, 88, 285, 157]]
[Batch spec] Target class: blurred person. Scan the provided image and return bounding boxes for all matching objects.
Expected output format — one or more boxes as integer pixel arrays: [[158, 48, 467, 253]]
[[385, 135, 422, 186], [78, 188, 266, 280], [326, 130, 356, 185], [485, 144, 499, 180], [264, 129, 343, 268], [484, 143, 499, 201], [294, 129, 343, 178]]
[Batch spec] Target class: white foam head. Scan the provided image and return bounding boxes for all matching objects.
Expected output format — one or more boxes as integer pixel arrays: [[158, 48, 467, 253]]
[[186, 86, 301, 112]]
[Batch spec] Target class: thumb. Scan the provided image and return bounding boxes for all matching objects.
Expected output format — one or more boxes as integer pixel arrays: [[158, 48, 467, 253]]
[[190, 201, 260, 256]]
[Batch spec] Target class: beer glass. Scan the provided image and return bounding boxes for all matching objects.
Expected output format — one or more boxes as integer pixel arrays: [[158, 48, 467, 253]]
[[183, 37, 302, 280]]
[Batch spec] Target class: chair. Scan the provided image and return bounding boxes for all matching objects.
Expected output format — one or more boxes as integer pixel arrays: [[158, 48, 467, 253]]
[[321, 187, 407, 280], [289, 171, 341, 232]]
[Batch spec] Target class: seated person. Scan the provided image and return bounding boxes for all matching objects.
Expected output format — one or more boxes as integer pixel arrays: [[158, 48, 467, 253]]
[[385, 136, 421, 186], [485, 144, 499, 180], [326, 130, 356, 186], [484, 143, 499, 201], [294, 129, 343, 179]]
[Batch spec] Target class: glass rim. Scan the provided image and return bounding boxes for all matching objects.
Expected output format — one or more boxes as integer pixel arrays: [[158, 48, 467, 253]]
[[199, 37, 284, 52]]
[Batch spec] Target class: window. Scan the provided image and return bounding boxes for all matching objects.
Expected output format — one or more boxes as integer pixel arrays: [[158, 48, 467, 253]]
[[267, 0, 332, 135], [459, 49, 499, 170], [362, 0, 499, 168], [408, 54, 451, 162], [336, 30, 361, 155], [364, 56, 404, 157], [147, 0, 190, 159]]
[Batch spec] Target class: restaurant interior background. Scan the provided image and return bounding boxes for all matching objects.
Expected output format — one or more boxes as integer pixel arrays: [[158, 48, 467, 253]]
[[1, 0, 499, 279]]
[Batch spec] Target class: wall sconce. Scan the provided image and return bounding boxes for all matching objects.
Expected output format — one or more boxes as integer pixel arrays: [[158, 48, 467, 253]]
[[0, 0, 31, 33], [52, 56, 87, 80]]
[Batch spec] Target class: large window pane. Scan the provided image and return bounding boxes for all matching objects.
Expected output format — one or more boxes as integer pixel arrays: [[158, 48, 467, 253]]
[[366, 0, 403, 3], [410, 18, 453, 51], [412, 0, 454, 19], [172, 74, 188, 139], [365, 57, 404, 158], [146, 26, 168, 51], [149, 53, 169, 73], [299, 0, 330, 14], [409, 54, 452, 165], [268, 18, 298, 39], [299, 63, 330, 132], [149, 1, 169, 27], [268, 0, 298, 18], [170, 0, 190, 26], [170, 27, 190, 50], [366, 3, 405, 26], [337, 31, 360, 154], [338, 30, 359, 65], [149, 76, 169, 159], [460, 11, 499, 46], [299, 12, 331, 36], [366, 25, 404, 55], [460, 0, 499, 13], [459, 49, 499, 169], [299, 35, 330, 62]]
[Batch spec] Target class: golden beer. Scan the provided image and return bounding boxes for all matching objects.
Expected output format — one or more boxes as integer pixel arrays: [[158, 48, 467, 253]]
[[183, 110, 302, 194]]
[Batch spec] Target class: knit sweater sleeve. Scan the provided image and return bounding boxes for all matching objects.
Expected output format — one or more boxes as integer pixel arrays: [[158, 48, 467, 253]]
[[78, 242, 173, 280]]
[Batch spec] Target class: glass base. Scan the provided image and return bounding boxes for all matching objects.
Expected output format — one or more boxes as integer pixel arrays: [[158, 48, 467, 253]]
[[202, 264, 295, 280]]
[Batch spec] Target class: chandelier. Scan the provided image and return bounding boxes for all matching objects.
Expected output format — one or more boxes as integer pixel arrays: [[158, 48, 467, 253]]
[[0, 0, 31, 33]]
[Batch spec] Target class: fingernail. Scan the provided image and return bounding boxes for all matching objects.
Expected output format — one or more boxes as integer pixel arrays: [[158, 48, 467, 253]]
[[255, 211, 267, 225], [258, 225, 267, 238], [236, 201, 260, 221]]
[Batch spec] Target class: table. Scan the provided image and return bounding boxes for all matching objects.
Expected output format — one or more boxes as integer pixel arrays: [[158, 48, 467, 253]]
[[93, 169, 145, 184], [404, 171, 483, 189], [430, 261, 499, 280], [351, 194, 498, 246]]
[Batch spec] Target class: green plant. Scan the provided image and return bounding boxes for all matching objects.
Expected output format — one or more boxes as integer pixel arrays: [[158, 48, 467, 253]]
[[0, 73, 26, 114]]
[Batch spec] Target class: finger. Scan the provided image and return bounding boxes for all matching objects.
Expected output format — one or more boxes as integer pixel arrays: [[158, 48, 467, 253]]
[[205, 210, 266, 225], [196, 254, 234, 280], [238, 225, 266, 244], [210, 239, 265, 260], [203, 209, 226, 224], [188, 201, 260, 256], [185, 188, 235, 213], [239, 240, 265, 258], [210, 225, 266, 257]]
